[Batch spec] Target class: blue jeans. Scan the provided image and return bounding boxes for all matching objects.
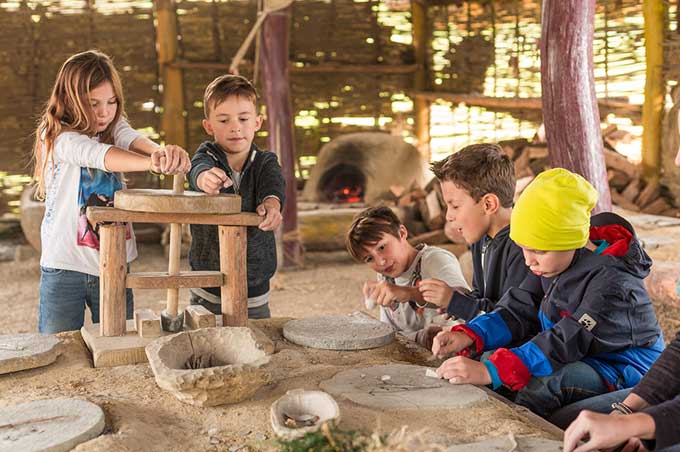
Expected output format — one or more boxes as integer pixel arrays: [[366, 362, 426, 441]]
[[39, 266, 134, 333], [511, 361, 610, 419], [548, 388, 632, 429]]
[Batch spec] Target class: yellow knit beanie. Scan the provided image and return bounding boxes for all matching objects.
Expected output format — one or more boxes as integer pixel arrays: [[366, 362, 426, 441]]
[[510, 168, 599, 251]]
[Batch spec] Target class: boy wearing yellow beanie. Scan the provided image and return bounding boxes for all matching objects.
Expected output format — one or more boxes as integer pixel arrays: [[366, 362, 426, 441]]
[[432, 168, 664, 419]]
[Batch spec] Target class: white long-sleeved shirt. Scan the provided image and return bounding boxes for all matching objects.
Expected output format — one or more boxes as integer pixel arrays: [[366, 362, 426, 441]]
[[40, 118, 142, 276]]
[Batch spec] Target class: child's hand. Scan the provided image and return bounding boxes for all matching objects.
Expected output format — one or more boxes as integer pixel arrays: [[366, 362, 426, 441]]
[[364, 280, 410, 307], [197, 168, 233, 194], [160, 145, 191, 174], [418, 278, 455, 307], [415, 325, 443, 350], [436, 356, 491, 385], [256, 197, 282, 231], [431, 330, 473, 358]]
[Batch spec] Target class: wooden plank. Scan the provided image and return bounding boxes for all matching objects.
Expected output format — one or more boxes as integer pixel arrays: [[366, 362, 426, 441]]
[[219, 226, 248, 327], [635, 179, 660, 209], [411, 92, 641, 115], [87, 207, 262, 227], [621, 178, 642, 203], [169, 60, 419, 74], [185, 305, 217, 330], [611, 190, 640, 212], [99, 224, 127, 337], [604, 149, 640, 179], [81, 320, 164, 368], [126, 271, 224, 289], [115, 189, 241, 215], [133, 309, 161, 338]]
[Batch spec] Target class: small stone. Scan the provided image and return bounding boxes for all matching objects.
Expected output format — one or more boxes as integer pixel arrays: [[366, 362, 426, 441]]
[[254, 433, 267, 441], [207, 428, 219, 436], [238, 430, 251, 437], [425, 368, 440, 379], [360, 373, 366, 378], [380, 374, 391, 382], [209, 437, 220, 445], [229, 446, 244, 452]]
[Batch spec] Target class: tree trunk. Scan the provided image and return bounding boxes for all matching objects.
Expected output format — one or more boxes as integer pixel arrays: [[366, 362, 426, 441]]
[[259, 5, 303, 268], [540, 0, 612, 213]]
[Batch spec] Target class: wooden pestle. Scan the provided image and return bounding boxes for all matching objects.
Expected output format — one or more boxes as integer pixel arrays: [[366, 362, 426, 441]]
[[166, 174, 184, 317]]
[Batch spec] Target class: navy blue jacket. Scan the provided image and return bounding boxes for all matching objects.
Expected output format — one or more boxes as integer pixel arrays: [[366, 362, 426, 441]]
[[447, 225, 531, 321], [187, 142, 285, 298], [455, 212, 664, 391]]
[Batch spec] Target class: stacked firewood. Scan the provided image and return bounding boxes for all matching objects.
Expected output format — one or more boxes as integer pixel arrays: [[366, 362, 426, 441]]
[[502, 127, 680, 217], [388, 128, 679, 246]]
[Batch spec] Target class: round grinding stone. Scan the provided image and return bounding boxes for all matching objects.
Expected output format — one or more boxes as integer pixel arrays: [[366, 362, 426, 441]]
[[0, 334, 61, 375], [0, 398, 105, 452], [320, 364, 488, 410], [282, 312, 395, 350]]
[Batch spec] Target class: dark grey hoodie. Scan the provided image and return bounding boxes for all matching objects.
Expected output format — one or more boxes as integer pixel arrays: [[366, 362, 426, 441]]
[[187, 141, 286, 298]]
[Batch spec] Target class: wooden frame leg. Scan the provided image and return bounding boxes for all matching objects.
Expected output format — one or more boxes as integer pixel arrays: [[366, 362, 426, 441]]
[[219, 225, 247, 327], [100, 224, 127, 336]]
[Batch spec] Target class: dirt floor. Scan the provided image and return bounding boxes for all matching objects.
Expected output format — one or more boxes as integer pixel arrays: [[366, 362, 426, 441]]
[[1, 207, 680, 451]]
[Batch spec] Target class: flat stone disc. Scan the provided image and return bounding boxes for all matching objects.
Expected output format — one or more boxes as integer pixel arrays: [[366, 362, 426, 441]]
[[320, 364, 487, 410], [0, 398, 105, 452], [445, 435, 563, 452], [114, 189, 241, 214], [283, 312, 394, 350], [0, 334, 61, 375]]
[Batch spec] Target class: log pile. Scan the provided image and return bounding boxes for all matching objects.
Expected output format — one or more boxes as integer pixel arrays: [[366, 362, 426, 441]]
[[383, 126, 679, 248], [500, 127, 680, 217]]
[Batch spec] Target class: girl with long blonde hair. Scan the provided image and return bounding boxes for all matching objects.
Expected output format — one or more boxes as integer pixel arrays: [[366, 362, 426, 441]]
[[33, 50, 190, 333]]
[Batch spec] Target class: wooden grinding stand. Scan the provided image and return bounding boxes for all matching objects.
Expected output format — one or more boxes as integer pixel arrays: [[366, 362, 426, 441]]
[[81, 177, 261, 367]]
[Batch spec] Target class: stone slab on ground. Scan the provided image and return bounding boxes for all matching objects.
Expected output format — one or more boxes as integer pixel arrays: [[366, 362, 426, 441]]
[[0, 333, 61, 375], [283, 312, 394, 350], [320, 364, 488, 410], [0, 398, 105, 452], [445, 434, 563, 452]]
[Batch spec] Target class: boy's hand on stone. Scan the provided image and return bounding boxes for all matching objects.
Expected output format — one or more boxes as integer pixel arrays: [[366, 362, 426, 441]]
[[436, 356, 491, 385], [160, 145, 191, 174], [257, 197, 282, 231], [197, 168, 233, 194], [431, 330, 473, 358], [418, 278, 455, 307]]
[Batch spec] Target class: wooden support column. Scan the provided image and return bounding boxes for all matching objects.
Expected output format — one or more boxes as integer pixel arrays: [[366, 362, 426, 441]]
[[412, 0, 430, 161], [540, 0, 612, 213], [259, 4, 303, 268], [642, 0, 665, 182], [99, 224, 127, 337], [154, 0, 186, 150], [219, 226, 247, 327]]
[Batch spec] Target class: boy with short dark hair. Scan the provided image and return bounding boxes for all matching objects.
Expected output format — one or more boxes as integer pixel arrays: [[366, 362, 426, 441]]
[[432, 168, 664, 419], [346, 206, 469, 348], [188, 74, 285, 319], [418, 143, 530, 321]]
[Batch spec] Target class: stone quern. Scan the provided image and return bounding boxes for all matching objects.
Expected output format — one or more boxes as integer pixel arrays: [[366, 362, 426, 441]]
[[0, 333, 61, 375], [283, 312, 395, 350], [0, 398, 105, 452], [145, 327, 271, 406], [320, 364, 488, 410]]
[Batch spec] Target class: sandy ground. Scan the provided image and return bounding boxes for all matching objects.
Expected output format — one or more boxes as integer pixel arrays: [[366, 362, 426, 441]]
[[1, 208, 680, 451]]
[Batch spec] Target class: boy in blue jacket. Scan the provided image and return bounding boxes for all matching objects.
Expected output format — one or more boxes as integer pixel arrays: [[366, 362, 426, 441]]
[[432, 168, 664, 418]]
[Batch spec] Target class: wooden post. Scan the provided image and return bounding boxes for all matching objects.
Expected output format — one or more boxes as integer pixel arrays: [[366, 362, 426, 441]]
[[412, 0, 430, 161], [219, 226, 248, 327], [99, 224, 127, 337], [540, 0, 612, 213], [641, 0, 665, 182], [154, 0, 186, 150], [165, 174, 184, 317], [259, 4, 303, 268]]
